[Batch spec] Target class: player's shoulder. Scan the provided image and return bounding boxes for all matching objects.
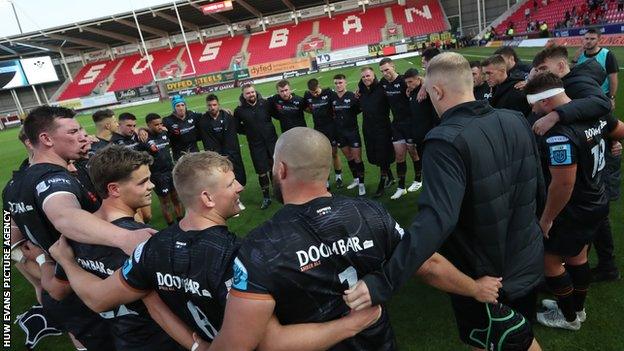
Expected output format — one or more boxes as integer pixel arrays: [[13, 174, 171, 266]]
[[112, 217, 151, 231], [544, 124, 577, 144]]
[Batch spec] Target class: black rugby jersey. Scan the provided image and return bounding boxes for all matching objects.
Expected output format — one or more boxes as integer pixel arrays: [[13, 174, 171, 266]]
[[121, 224, 241, 341], [110, 132, 140, 150], [162, 111, 201, 158], [57, 217, 178, 351], [3, 160, 30, 226], [232, 195, 402, 350], [89, 137, 110, 157], [140, 131, 173, 174], [380, 75, 411, 124], [267, 94, 307, 132], [539, 118, 609, 224], [197, 110, 241, 157], [303, 88, 335, 127], [16, 163, 100, 251], [332, 91, 361, 131], [407, 88, 438, 145]]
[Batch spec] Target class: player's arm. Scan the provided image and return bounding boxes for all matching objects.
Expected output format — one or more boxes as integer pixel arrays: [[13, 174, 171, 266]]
[[607, 119, 624, 140], [346, 140, 467, 308], [43, 193, 153, 254], [209, 294, 275, 351], [49, 236, 148, 312], [258, 307, 382, 351], [143, 291, 196, 349], [607, 52, 618, 102], [540, 164, 576, 238], [20, 241, 72, 301], [416, 252, 502, 304]]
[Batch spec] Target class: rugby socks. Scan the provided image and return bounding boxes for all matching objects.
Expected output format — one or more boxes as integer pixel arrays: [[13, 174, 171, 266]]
[[545, 272, 577, 322], [397, 161, 407, 189], [348, 160, 358, 178], [567, 262, 591, 312], [259, 173, 270, 199], [413, 159, 422, 182], [356, 161, 365, 183]]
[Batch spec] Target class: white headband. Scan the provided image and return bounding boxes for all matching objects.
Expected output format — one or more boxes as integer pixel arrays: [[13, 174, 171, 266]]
[[526, 88, 565, 104]]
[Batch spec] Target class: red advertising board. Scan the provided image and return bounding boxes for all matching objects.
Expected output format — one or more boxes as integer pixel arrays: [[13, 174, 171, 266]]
[[201, 1, 233, 15]]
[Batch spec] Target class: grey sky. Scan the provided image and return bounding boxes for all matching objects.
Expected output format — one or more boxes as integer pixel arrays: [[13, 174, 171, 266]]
[[0, 0, 176, 38]]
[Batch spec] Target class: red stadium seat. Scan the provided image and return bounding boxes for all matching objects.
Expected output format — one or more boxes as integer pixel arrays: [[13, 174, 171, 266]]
[[56, 0, 448, 100]]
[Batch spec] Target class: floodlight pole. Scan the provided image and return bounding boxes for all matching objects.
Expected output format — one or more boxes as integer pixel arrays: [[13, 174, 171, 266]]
[[10, 89, 24, 115], [173, 0, 197, 76], [59, 49, 74, 83], [476, 0, 482, 32], [9, 1, 23, 34], [132, 9, 158, 83], [31, 85, 41, 105]]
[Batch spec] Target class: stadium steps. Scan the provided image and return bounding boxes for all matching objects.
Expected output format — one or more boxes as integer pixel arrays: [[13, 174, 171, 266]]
[[98, 59, 125, 93], [50, 78, 72, 102]]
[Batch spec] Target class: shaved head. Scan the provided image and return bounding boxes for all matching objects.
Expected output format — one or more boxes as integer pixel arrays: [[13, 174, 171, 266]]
[[426, 52, 473, 94], [424, 52, 475, 116], [274, 127, 332, 182]]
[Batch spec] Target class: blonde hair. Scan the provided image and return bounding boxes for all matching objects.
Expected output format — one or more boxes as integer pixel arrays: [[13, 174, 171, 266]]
[[173, 151, 233, 207], [426, 52, 473, 92]]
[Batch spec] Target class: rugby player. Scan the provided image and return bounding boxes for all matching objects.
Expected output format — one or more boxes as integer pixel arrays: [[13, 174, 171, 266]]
[[234, 83, 278, 210], [345, 53, 544, 351], [332, 74, 366, 195], [267, 79, 307, 133], [199, 94, 247, 203], [358, 67, 395, 197], [163, 95, 202, 161], [141, 113, 184, 225], [470, 61, 491, 100], [49, 151, 382, 350], [16, 106, 155, 349], [524, 73, 624, 330], [404, 68, 438, 188], [482, 55, 531, 116], [379, 57, 421, 199], [304, 78, 343, 189], [110, 112, 140, 150], [51, 145, 183, 349], [493, 46, 532, 79], [89, 109, 118, 156], [111, 112, 151, 223], [210, 127, 503, 351]]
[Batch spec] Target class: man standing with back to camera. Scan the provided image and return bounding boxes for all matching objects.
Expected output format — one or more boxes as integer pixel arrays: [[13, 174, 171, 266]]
[[345, 53, 544, 351]]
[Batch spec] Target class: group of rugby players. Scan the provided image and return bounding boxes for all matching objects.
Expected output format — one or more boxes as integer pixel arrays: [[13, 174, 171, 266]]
[[3, 27, 623, 351]]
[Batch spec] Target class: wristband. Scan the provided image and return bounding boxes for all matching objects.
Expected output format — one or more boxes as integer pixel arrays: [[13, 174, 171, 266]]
[[35, 254, 52, 267]]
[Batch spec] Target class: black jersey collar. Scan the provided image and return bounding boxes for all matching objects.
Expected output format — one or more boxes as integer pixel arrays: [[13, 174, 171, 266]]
[[440, 100, 493, 121]]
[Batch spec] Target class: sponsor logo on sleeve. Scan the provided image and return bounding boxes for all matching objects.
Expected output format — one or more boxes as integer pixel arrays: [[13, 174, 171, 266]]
[[232, 257, 248, 290], [35, 181, 50, 196], [546, 135, 569, 144], [549, 144, 573, 165]]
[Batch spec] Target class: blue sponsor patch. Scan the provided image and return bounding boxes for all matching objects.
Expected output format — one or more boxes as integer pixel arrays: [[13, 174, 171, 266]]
[[546, 135, 569, 144], [121, 258, 133, 278], [232, 257, 248, 290], [549, 144, 572, 165]]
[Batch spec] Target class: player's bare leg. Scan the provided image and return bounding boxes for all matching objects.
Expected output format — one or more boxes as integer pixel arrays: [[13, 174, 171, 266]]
[[332, 146, 343, 188], [158, 195, 174, 225], [170, 190, 184, 220]]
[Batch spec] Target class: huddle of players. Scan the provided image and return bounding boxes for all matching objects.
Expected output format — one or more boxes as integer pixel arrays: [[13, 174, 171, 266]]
[[4, 44, 624, 351], [470, 43, 624, 332]]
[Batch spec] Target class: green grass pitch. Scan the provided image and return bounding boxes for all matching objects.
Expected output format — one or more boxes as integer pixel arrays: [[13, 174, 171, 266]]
[[2, 46, 623, 350]]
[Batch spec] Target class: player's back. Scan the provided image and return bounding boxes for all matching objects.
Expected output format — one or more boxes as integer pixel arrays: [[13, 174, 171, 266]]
[[65, 217, 179, 350], [122, 224, 241, 342], [540, 118, 609, 224], [237, 195, 402, 350]]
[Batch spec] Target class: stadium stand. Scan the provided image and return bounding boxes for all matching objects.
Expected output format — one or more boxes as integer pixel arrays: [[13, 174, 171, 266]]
[[54, 0, 448, 100], [495, 0, 624, 35]]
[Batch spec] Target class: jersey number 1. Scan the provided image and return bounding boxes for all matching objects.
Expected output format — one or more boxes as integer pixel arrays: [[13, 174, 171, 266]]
[[591, 139, 606, 178]]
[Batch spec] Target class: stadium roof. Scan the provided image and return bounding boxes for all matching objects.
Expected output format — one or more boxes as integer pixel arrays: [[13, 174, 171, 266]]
[[0, 0, 343, 59]]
